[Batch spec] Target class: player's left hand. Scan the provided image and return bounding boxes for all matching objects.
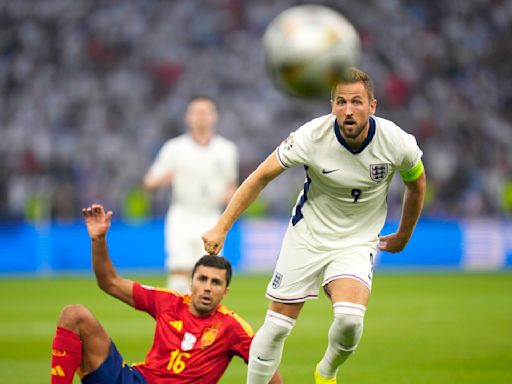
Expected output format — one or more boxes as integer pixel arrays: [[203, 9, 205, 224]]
[[377, 232, 409, 253]]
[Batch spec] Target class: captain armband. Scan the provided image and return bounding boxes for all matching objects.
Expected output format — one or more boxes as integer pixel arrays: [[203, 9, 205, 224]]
[[399, 159, 424, 182]]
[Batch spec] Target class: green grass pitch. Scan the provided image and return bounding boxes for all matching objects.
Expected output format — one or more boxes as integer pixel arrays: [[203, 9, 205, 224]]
[[1, 272, 511, 383]]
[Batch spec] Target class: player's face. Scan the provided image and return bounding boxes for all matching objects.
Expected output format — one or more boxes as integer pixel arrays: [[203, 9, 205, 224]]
[[185, 99, 218, 133], [331, 81, 377, 142], [190, 266, 229, 316]]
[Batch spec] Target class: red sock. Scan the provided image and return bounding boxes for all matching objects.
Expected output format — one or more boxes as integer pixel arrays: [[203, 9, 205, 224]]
[[51, 327, 82, 384]]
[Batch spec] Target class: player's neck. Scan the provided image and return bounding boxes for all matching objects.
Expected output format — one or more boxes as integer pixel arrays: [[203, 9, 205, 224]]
[[189, 306, 216, 318], [190, 129, 213, 146]]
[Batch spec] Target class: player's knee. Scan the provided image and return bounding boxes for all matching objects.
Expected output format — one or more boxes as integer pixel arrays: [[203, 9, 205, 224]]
[[58, 304, 94, 330], [261, 310, 296, 342], [248, 309, 296, 379], [331, 302, 366, 350], [332, 314, 364, 350]]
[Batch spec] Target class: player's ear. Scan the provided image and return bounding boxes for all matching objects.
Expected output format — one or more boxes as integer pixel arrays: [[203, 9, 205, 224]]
[[370, 98, 377, 114], [210, 109, 219, 130]]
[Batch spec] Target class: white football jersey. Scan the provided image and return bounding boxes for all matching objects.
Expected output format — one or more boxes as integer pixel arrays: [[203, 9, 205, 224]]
[[276, 114, 423, 249], [147, 134, 238, 213]]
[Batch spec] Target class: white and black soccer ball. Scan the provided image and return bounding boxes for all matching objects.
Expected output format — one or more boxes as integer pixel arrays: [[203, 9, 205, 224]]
[[263, 5, 361, 98]]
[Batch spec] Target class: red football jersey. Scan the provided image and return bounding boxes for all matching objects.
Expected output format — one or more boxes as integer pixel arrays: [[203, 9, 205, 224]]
[[131, 283, 254, 384]]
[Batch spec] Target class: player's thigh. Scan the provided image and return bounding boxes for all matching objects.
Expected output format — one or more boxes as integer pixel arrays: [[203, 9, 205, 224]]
[[269, 300, 305, 319], [326, 278, 370, 306], [323, 245, 375, 306], [166, 209, 218, 263], [266, 227, 327, 303], [82, 342, 146, 384], [79, 311, 113, 372], [166, 213, 198, 268], [167, 239, 200, 270]]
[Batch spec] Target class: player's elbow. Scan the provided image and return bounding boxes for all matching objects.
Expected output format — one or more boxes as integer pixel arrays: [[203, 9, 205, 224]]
[[96, 275, 119, 296], [252, 168, 278, 189], [143, 176, 157, 191], [258, 173, 274, 188], [97, 279, 113, 294], [98, 278, 134, 306]]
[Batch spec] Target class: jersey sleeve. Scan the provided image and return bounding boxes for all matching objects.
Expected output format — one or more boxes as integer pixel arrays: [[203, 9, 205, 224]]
[[397, 132, 424, 181], [133, 282, 180, 318], [147, 141, 175, 179], [227, 312, 254, 362], [275, 124, 311, 169]]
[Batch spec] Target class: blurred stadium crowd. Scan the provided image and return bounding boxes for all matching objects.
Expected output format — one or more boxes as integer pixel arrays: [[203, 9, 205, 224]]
[[0, 0, 511, 221]]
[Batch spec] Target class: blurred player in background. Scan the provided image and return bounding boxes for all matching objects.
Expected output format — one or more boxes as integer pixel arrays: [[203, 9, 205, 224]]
[[203, 68, 426, 384], [144, 96, 238, 293], [50, 204, 282, 384]]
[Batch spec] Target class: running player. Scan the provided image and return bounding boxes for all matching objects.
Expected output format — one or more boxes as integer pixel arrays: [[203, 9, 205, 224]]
[[202, 67, 426, 384], [144, 96, 238, 292]]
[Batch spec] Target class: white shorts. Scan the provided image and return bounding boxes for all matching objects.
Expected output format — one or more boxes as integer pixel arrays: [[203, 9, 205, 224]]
[[266, 222, 375, 303], [165, 206, 220, 271]]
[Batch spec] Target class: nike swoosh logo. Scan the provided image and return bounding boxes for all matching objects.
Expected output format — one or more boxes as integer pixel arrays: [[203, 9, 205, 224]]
[[256, 356, 273, 362], [322, 168, 339, 174]]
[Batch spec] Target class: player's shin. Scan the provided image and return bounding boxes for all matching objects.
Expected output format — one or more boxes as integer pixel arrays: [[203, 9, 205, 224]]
[[51, 327, 82, 384], [247, 310, 296, 384], [317, 302, 366, 378]]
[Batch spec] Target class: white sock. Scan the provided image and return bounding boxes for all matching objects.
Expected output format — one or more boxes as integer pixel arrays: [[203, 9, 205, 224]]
[[167, 274, 190, 294], [318, 302, 366, 378], [247, 310, 296, 384]]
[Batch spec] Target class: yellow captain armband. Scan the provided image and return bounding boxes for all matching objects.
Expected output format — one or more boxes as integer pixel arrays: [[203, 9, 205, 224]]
[[399, 159, 424, 182]]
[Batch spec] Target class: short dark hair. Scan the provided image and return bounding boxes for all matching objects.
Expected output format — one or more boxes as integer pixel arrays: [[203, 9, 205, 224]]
[[192, 255, 233, 287], [188, 94, 217, 106], [331, 67, 375, 101]]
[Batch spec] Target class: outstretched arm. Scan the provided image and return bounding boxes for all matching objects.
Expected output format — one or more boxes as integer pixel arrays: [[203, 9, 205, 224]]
[[378, 171, 426, 253], [82, 204, 135, 306], [203, 152, 285, 254]]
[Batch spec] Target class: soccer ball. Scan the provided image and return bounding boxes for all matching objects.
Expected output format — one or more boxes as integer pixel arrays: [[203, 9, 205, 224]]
[[263, 5, 361, 98]]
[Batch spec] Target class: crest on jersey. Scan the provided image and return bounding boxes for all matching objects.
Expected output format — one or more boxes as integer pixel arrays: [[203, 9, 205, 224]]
[[200, 326, 218, 348], [370, 163, 388, 182], [271, 271, 283, 289]]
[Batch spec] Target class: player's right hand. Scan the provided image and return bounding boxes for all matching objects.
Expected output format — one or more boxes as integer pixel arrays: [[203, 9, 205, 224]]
[[82, 203, 113, 240], [202, 226, 226, 255]]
